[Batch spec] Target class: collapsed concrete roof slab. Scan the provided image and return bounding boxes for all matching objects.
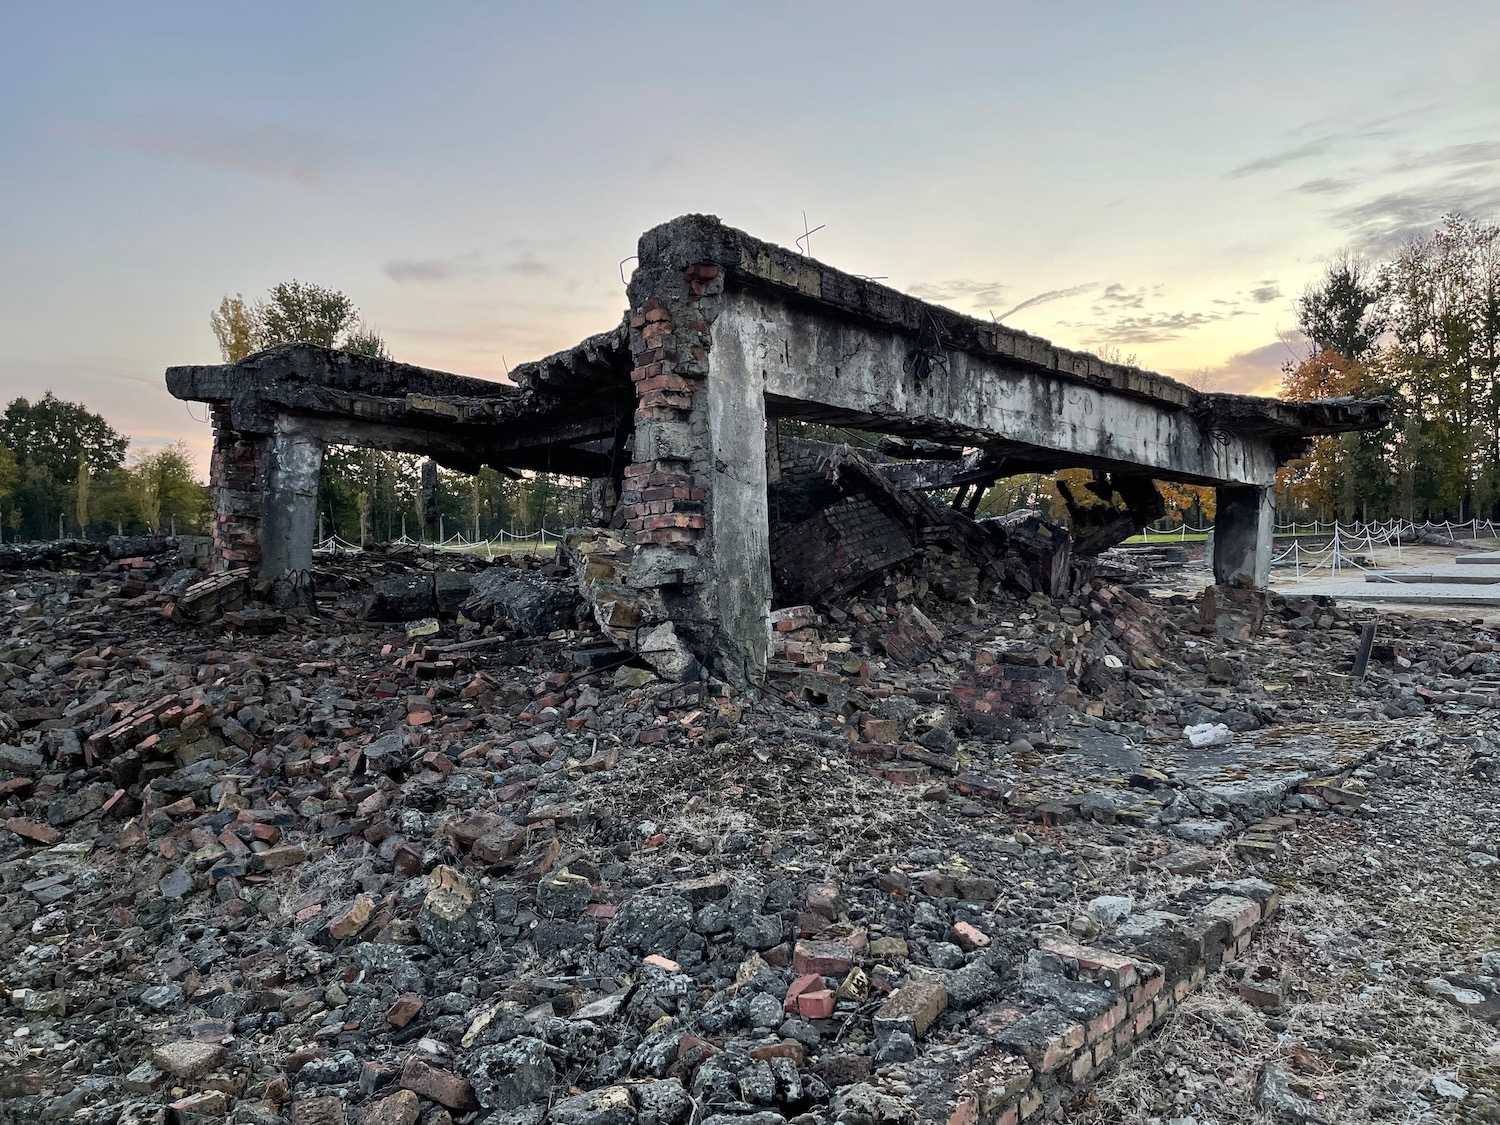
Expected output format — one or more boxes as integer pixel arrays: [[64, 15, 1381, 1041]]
[[166, 338, 632, 477], [165, 213, 1388, 686]]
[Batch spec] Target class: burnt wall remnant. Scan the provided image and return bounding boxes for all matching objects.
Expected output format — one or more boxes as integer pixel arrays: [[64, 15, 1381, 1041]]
[[166, 214, 1388, 687]]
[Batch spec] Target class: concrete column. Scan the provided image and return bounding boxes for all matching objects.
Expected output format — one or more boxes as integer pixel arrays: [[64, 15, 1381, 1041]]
[[260, 417, 325, 608], [1213, 484, 1274, 586], [705, 322, 772, 688]]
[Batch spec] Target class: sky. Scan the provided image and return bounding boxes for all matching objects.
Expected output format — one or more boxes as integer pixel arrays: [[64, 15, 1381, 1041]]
[[2, 2, 1498, 471]]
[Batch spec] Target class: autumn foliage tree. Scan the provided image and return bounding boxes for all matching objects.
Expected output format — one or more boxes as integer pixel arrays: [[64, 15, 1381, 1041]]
[[1275, 214, 1500, 524]]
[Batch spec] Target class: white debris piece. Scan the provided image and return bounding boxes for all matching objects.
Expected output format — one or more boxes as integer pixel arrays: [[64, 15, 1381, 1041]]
[[1185, 722, 1234, 748]]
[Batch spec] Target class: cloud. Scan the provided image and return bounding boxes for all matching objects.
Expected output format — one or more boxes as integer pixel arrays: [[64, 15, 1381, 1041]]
[[1227, 135, 1340, 179], [995, 283, 1097, 322], [384, 255, 481, 284], [1094, 283, 1146, 310], [1293, 177, 1351, 195], [66, 120, 338, 183], [1328, 172, 1500, 254], [1249, 283, 1282, 304], [1387, 141, 1500, 173], [504, 255, 552, 276], [1090, 311, 1234, 344], [1182, 336, 1306, 396], [907, 278, 1010, 310]]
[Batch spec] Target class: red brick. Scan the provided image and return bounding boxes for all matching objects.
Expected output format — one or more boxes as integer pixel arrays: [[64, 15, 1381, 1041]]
[[5, 818, 60, 845], [792, 939, 854, 976], [398, 1057, 472, 1110], [796, 988, 836, 1019], [387, 994, 424, 1028], [952, 921, 991, 951]]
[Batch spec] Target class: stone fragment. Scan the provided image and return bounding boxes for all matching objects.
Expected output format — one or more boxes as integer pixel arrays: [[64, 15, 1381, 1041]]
[[418, 865, 493, 952], [537, 870, 593, 918], [1254, 1062, 1329, 1124], [549, 1084, 636, 1125], [465, 1037, 555, 1111], [289, 1097, 346, 1125], [152, 1041, 226, 1080], [387, 993, 424, 1028], [327, 894, 374, 941], [874, 979, 949, 1038], [635, 1079, 692, 1125], [359, 1089, 420, 1125], [5, 817, 59, 845], [603, 893, 693, 953], [793, 939, 854, 976]]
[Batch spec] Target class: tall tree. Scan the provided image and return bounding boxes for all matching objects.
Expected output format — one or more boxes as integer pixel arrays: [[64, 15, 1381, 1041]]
[[210, 281, 387, 361], [210, 294, 262, 362], [0, 394, 128, 539], [0, 393, 128, 482], [1297, 251, 1384, 362]]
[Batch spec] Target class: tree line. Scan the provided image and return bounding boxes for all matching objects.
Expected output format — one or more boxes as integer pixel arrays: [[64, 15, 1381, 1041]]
[[0, 394, 205, 541], [1280, 213, 1500, 523]]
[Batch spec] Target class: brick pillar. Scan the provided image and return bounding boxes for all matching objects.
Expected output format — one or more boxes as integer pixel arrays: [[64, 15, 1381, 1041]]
[[614, 267, 718, 682], [611, 248, 774, 687], [207, 406, 270, 573]]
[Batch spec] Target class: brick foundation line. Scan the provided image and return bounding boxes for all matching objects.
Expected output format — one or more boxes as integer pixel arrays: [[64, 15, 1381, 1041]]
[[947, 880, 1280, 1124]]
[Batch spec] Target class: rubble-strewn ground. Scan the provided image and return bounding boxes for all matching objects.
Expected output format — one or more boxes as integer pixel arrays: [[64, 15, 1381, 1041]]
[[1, 542, 1497, 1125]]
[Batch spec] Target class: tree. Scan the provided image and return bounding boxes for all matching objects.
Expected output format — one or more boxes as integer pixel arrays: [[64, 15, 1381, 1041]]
[[211, 281, 388, 361], [0, 393, 128, 482], [1297, 251, 1385, 362], [75, 455, 91, 535], [210, 294, 262, 362], [0, 393, 127, 539], [0, 445, 19, 540], [1156, 481, 1216, 525], [122, 443, 210, 534]]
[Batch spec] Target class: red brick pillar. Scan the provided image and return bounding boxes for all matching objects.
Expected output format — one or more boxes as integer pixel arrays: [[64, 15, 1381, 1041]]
[[207, 406, 270, 573], [610, 263, 725, 681]]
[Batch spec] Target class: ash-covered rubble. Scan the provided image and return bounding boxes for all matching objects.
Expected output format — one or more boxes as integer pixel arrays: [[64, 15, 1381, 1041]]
[[1, 532, 1498, 1125]]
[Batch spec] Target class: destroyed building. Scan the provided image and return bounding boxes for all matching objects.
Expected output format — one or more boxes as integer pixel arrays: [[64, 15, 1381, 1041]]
[[166, 215, 1388, 686]]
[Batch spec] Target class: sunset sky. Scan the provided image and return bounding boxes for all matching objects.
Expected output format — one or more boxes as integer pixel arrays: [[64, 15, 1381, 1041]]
[[2, 2, 1498, 470]]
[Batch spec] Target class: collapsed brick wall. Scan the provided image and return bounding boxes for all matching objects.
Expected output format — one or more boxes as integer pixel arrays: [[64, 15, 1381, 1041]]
[[772, 495, 919, 606], [208, 407, 267, 573], [769, 439, 966, 608], [769, 439, 1088, 609]]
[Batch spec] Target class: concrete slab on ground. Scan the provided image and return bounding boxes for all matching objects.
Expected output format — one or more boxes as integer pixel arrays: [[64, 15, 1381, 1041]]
[[1365, 564, 1500, 584], [1291, 578, 1500, 605]]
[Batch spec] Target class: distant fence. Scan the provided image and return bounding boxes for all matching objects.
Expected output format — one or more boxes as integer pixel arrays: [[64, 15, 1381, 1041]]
[[312, 525, 570, 559], [1136, 517, 1500, 542], [1134, 517, 1499, 581]]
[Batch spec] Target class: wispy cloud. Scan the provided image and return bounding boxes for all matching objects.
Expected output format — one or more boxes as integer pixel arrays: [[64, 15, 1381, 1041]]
[[995, 283, 1097, 322], [1293, 177, 1351, 195], [1387, 141, 1500, 173], [1228, 135, 1341, 179], [504, 255, 552, 276], [1093, 283, 1147, 311], [907, 278, 1009, 310], [65, 120, 339, 184], [384, 253, 482, 284], [1087, 310, 1235, 344], [1329, 172, 1500, 254], [1249, 283, 1282, 304]]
